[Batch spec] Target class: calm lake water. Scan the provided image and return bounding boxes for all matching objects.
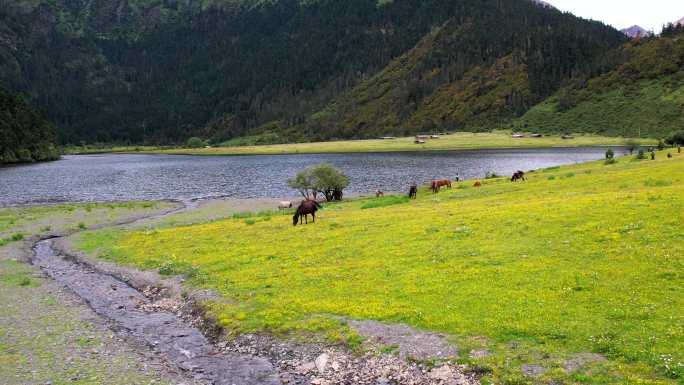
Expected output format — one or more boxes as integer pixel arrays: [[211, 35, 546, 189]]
[[0, 148, 622, 206]]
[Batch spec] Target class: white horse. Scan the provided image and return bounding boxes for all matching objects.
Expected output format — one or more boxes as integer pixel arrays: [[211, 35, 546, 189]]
[[278, 201, 293, 210]]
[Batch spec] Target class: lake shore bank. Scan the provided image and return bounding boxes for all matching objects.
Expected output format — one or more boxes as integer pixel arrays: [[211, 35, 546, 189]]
[[64, 132, 655, 157]]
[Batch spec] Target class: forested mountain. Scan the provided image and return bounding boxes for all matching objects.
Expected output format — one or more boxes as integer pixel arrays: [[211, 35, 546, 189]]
[[519, 24, 684, 138], [0, 87, 59, 163], [0, 0, 627, 144]]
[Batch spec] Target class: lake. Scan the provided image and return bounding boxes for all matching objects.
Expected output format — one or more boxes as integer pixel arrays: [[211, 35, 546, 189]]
[[0, 148, 622, 206]]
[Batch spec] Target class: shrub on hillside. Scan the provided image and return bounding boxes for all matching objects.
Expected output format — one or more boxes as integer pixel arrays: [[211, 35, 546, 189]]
[[186, 137, 207, 148]]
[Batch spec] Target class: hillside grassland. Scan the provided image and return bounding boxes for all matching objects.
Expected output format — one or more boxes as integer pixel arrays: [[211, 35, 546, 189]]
[[74, 150, 684, 384], [143, 132, 650, 156], [520, 78, 684, 139], [519, 30, 684, 139]]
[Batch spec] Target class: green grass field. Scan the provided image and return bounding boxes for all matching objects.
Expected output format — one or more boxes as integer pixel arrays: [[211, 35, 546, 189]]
[[74, 150, 684, 384], [0, 201, 173, 243], [66, 132, 653, 157]]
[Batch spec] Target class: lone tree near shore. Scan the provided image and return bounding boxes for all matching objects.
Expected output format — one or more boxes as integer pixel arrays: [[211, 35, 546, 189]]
[[288, 163, 350, 201]]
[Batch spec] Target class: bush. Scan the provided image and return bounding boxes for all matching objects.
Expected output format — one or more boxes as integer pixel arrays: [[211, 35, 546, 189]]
[[665, 130, 684, 146], [186, 137, 207, 148], [605, 149, 614, 160], [485, 171, 501, 179], [635, 149, 646, 160]]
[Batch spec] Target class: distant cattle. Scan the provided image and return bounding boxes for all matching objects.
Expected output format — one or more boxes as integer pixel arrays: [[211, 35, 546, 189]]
[[278, 201, 293, 210]]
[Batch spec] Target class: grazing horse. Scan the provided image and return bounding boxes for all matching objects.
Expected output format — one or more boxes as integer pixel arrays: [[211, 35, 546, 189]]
[[473, 181, 482, 188], [293, 200, 321, 226], [375, 190, 385, 198], [511, 171, 526, 182], [408, 184, 418, 199], [431, 179, 452, 193], [278, 201, 292, 210]]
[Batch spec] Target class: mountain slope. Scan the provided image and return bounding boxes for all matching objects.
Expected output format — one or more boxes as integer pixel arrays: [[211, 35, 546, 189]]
[[287, 2, 626, 139], [1, 0, 626, 144], [0, 87, 59, 163], [518, 28, 684, 138]]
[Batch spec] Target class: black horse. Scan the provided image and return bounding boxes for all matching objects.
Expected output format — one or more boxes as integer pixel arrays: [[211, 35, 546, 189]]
[[408, 184, 418, 199], [511, 170, 526, 182], [293, 200, 321, 226]]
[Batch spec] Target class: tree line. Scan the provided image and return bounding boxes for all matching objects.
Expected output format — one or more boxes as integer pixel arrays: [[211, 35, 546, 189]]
[[0, 87, 59, 164], [0, 0, 627, 145]]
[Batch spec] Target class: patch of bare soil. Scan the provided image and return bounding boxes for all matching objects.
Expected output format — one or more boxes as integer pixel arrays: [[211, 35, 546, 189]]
[[347, 319, 459, 360]]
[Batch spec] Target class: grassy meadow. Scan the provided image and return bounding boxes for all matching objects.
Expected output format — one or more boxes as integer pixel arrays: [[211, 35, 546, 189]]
[[74, 150, 684, 384], [0, 201, 173, 245], [67, 132, 653, 157]]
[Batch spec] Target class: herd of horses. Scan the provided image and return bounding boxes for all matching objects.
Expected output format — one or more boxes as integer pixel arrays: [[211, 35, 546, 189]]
[[287, 170, 527, 226]]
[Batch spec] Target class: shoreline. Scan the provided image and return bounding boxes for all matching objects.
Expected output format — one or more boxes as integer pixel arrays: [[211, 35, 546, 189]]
[[81, 144, 632, 157], [63, 132, 655, 157]]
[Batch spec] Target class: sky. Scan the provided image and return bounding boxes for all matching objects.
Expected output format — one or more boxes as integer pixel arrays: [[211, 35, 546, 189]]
[[548, 0, 684, 33]]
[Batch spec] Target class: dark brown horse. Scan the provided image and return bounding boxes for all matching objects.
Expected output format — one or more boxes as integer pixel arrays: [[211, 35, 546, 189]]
[[293, 200, 321, 226], [408, 184, 418, 199], [511, 171, 526, 182], [431, 179, 452, 193], [473, 181, 482, 188]]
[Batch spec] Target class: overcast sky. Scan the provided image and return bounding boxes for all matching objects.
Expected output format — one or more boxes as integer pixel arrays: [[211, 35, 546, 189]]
[[549, 0, 684, 33]]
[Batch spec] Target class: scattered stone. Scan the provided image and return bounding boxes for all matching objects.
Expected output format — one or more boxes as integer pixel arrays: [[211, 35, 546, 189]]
[[296, 362, 316, 373], [522, 364, 546, 377], [428, 365, 454, 380], [469, 349, 492, 359], [564, 353, 606, 372], [315, 353, 329, 373]]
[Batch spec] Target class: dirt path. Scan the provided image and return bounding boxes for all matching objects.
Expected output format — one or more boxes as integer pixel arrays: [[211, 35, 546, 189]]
[[32, 239, 281, 385]]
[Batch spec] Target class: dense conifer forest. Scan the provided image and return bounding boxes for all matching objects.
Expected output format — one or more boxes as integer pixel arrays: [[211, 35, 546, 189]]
[[0, 0, 629, 145], [1, 0, 680, 146], [0, 87, 59, 163]]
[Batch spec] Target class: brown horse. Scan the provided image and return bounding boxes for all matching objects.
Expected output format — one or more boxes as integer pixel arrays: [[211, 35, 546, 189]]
[[431, 179, 452, 193], [511, 170, 526, 182], [473, 181, 482, 188], [375, 190, 385, 198], [408, 184, 418, 199], [293, 200, 321, 226]]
